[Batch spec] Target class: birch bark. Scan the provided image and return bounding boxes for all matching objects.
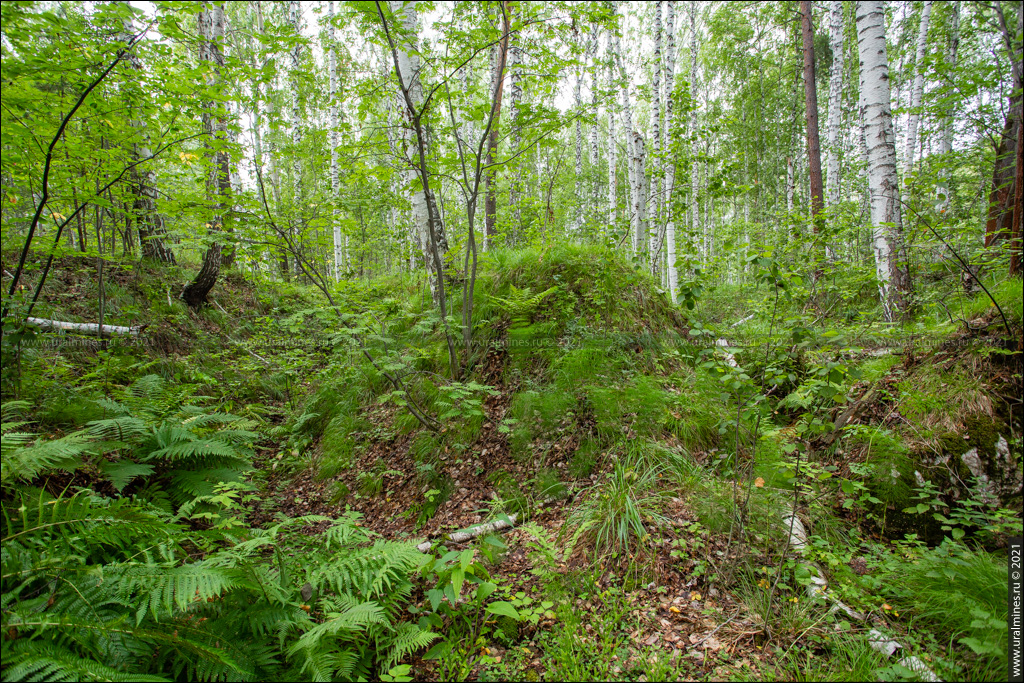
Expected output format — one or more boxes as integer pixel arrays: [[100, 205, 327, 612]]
[[856, 0, 911, 321], [664, 1, 678, 302], [650, 1, 663, 274], [612, 3, 643, 256], [825, 1, 846, 208], [937, 0, 959, 213], [183, 2, 231, 308], [904, 1, 933, 173], [328, 1, 343, 280], [606, 29, 618, 230], [689, 1, 699, 265]]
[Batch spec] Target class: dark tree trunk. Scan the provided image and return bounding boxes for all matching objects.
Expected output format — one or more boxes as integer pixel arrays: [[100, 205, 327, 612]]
[[183, 2, 230, 309], [987, 1, 1023, 276], [801, 0, 825, 272], [984, 92, 1021, 260], [132, 169, 176, 264]]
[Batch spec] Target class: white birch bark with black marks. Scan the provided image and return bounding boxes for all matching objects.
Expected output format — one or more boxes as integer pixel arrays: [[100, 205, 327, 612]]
[[289, 0, 302, 202], [509, 39, 523, 238], [606, 28, 618, 230], [857, 0, 910, 321], [588, 26, 600, 222], [937, 0, 959, 213], [904, 0, 933, 173], [825, 0, 846, 208], [573, 28, 584, 235], [650, 1, 663, 275], [389, 0, 431, 282], [183, 2, 230, 309], [328, 1, 343, 280], [689, 1, 700, 265], [664, 0, 678, 302], [612, 3, 643, 256]]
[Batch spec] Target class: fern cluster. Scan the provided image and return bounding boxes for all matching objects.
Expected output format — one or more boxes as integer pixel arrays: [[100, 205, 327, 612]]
[[1, 378, 438, 681], [2, 492, 434, 681]]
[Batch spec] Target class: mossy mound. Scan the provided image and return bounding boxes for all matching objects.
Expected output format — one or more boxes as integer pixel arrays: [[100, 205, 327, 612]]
[[473, 244, 686, 336]]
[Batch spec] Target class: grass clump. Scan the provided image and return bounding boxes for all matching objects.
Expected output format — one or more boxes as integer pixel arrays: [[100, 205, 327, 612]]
[[871, 541, 1008, 681], [564, 461, 667, 560]]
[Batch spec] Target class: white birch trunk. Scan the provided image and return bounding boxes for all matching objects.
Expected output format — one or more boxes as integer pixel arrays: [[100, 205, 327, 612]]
[[825, 0, 846, 208], [588, 29, 600, 167], [612, 5, 642, 255], [328, 1, 343, 281], [389, 1, 431, 281], [937, 0, 959, 212], [289, 0, 302, 202], [664, 1, 678, 302], [510, 41, 523, 237], [904, 0, 933, 173], [650, 1, 663, 275], [606, 30, 618, 230], [573, 33, 584, 235], [689, 2, 699, 265], [857, 0, 909, 322]]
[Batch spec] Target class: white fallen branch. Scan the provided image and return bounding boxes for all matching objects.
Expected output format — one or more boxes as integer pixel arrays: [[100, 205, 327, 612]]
[[27, 317, 143, 338], [731, 314, 755, 327], [416, 513, 520, 553], [781, 510, 941, 682], [715, 338, 739, 367]]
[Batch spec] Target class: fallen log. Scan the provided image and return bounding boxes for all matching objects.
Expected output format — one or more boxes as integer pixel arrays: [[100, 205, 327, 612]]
[[416, 513, 520, 553], [26, 317, 143, 338]]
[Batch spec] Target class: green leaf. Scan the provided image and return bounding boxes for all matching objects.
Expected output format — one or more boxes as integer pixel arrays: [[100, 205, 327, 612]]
[[451, 567, 465, 600], [485, 601, 520, 620]]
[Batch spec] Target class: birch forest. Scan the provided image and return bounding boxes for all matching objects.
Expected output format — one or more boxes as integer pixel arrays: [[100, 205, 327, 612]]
[[2, 1, 1023, 681]]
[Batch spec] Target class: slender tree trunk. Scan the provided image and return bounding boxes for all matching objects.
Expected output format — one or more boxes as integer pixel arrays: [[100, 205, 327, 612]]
[[650, 1, 663, 275], [664, 0, 678, 302], [937, 0, 959, 214], [825, 0, 846, 208], [610, 2, 643, 255], [573, 26, 584, 235], [689, 1, 699, 266], [801, 0, 825, 272], [385, 0, 451, 308], [328, 1, 343, 281], [856, 0, 911, 321], [904, 1, 933, 173], [117, 3, 175, 264], [510, 32, 524, 242], [484, 3, 510, 249], [606, 28, 618, 231], [183, 2, 230, 309], [588, 27, 600, 226], [289, 0, 303, 277]]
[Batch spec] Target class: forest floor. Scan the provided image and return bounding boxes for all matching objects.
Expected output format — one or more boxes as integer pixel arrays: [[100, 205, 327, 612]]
[[7, 247, 1021, 681]]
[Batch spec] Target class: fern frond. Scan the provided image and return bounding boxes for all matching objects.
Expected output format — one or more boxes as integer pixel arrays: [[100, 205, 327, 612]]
[[86, 417, 150, 442], [2, 641, 168, 682], [119, 563, 238, 622], [381, 622, 437, 671], [1, 431, 90, 486], [288, 601, 386, 655], [146, 439, 243, 462]]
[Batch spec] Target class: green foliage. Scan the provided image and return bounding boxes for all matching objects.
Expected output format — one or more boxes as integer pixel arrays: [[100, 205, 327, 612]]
[[487, 285, 559, 329], [1, 494, 436, 682], [563, 461, 667, 560], [868, 540, 1009, 681]]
